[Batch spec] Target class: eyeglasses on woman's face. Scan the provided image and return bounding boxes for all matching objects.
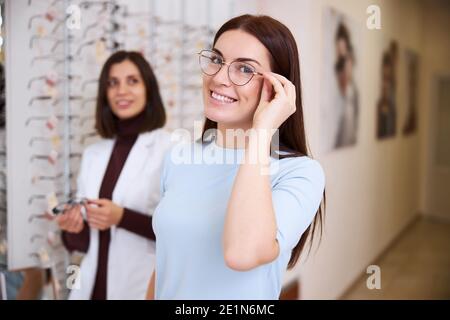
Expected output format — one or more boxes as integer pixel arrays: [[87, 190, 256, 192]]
[[198, 49, 263, 86]]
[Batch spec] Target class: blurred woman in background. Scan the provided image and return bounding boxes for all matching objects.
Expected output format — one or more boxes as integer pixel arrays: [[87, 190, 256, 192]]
[[56, 51, 171, 300]]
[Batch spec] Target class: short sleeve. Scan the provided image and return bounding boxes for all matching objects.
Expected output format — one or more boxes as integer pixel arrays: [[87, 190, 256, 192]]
[[272, 158, 325, 254]]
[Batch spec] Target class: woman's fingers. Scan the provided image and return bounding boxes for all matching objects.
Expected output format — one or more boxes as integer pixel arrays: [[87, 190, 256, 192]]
[[71, 208, 84, 232], [270, 73, 296, 104], [61, 206, 82, 232], [268, 73, 296, 115], [65, 208, 80, 232], [63, 214, 75, 231], [85, 201, 111, 230], [71, 217, 83, 233], [87, 221, 100, 230], [87, 211, 107, 229], [56, 216, 66, 229], [87, 207, 107, 220], [55, 205, 85, 232], [270, 72, 296, 94], [86, 217, 101, 229], [56, 212, 72, 230], [270, 72, 290, 86], [86, 203, 110, 219], [262, 72, 286, 99], [86, 203, 104, 215], [87, 198, 108, 207], [87, 212, 106, 223]]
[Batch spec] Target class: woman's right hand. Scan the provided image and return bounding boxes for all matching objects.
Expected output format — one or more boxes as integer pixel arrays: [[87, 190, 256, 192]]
[[55, 205, 85, 233]]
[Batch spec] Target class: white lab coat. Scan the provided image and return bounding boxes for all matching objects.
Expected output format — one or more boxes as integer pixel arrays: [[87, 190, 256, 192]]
[[68, 128, 172, 300]]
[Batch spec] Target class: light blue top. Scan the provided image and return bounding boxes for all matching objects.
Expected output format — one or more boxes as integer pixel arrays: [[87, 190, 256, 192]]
[[153, 141, 325, 300]]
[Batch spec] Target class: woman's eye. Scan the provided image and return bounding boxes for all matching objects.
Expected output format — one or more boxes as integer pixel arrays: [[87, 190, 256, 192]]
[[211, 56, 223, 65], [128, 78, 139, 85], [238, 64, 254, 74], [107, 79, 118, 87]]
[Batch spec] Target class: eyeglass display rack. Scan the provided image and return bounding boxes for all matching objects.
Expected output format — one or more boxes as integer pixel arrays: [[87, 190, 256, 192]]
[[0, 0, 5, 272], [5, 0, 236, 299]]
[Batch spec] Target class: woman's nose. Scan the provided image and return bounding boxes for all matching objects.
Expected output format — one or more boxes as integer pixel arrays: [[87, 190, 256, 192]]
[[212, 64, 232, 87], [116, 82, 129, 94]]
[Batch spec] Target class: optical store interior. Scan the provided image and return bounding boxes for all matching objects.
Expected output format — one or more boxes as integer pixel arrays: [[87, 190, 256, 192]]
[[0, 0, 449, 300]]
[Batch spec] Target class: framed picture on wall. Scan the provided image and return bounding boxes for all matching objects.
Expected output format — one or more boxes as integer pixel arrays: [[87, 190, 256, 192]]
[[320, 7, 362, 153], [376, 39, 399, 140], [402, 49, 419, 135]]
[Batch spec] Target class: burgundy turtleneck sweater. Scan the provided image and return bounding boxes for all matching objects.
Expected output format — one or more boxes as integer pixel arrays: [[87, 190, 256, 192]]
[[62, 111, 156, 300]]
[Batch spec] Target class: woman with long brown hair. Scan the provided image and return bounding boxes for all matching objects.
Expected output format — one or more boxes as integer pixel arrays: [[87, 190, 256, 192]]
[[149, 15, 325, 299], [56, 51, 171, 299]]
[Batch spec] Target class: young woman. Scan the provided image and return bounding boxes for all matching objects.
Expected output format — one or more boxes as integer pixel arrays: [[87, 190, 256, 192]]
[[56, 51, 171, 300], [148, 15, 326, 299]]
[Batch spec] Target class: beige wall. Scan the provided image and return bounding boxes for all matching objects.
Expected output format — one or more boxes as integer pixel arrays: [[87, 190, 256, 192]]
[[248, 0, 442, 299]]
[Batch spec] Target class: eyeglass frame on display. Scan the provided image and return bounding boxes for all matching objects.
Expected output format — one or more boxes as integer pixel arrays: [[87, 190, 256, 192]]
[[27, 74, 81, 90], [25, 114, 80, 127], [28, 192, 63, 206], [75, 36, 123, 56], [31, 171, 73, 184]]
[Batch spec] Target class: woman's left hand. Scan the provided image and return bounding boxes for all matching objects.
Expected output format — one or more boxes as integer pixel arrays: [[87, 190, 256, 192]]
[[85, 199, 124, 230], [252, 72, 296, 133]]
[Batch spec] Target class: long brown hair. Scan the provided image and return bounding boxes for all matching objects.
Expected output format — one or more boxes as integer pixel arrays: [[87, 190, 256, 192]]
[[201, 15, 326, 269], [95, 50, 166, 138]]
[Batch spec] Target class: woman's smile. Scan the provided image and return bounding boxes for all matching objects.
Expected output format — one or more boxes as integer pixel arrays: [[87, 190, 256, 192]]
[[209, 90, 238, 105]]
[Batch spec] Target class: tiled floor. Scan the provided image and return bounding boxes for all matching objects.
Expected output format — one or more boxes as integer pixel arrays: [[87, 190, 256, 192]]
[[341, 217, 450, 300]]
